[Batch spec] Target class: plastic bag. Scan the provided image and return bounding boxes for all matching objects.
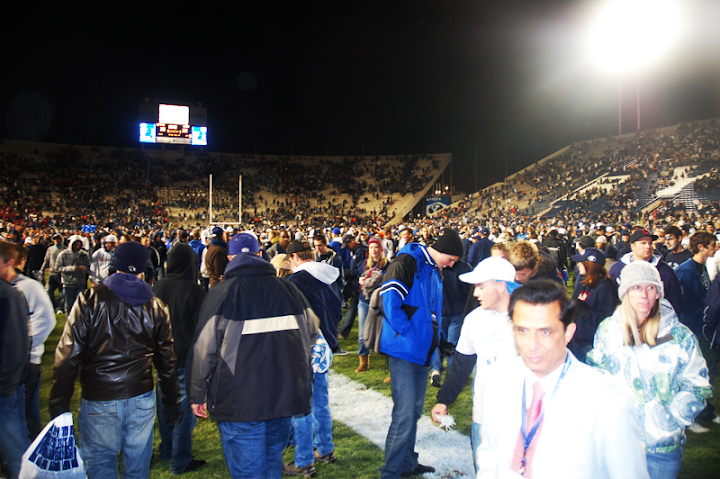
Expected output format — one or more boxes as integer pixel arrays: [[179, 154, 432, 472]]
[[19, 412, 87, 479]]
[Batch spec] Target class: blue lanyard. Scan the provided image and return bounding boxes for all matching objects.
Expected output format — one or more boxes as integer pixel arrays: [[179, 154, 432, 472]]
[[520, 354, 572, 456]]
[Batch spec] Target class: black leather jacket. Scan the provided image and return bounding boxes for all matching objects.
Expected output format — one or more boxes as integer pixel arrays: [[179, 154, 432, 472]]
[[49, 284, 180, 418]]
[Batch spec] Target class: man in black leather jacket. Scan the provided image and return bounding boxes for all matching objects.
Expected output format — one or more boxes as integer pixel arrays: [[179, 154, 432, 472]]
[[49, 241, 181, 479]]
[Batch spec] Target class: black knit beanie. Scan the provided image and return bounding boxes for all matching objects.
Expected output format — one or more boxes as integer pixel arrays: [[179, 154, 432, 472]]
[[430, 228, 464, 257]]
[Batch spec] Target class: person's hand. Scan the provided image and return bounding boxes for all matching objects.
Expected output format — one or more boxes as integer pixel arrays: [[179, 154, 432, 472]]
[[164, 404, 183, 428], [192, 403, 208, 418], [76, 265, 85, 271], [439, 338, 456, 358], [431, 403, 448, 423]]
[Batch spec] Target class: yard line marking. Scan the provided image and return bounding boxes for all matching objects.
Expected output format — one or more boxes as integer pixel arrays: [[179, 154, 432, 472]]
[[328, 370, 475, 479]]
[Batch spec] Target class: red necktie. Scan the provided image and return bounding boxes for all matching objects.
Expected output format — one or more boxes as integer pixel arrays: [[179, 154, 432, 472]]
[[510, 382, 545, 478]]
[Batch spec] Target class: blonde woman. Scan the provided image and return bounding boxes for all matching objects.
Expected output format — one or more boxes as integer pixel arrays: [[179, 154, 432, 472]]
[[355, 236, 388, 372], [588, 261, 711, 479]]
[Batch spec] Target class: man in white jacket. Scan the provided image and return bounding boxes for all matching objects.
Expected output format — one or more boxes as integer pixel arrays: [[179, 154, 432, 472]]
[[0, 241, 55, 439]]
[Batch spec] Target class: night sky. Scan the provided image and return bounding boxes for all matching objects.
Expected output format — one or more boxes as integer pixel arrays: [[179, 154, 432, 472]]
[[2, 1, 719, 193]]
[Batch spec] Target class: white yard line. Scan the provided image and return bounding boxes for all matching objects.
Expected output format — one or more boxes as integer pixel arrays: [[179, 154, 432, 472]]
[[328, 370, 475, 479]]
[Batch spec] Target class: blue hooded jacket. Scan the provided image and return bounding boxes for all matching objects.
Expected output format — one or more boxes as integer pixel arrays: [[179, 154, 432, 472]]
[[378, 243, 442, 366]]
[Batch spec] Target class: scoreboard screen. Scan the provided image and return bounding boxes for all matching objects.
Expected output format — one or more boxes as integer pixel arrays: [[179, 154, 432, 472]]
[[138, 103, 207, 146], [139, 123, 207, 145]]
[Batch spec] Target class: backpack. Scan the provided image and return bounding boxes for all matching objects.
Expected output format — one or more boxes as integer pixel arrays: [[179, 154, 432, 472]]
[[362, 287, 384, 353]]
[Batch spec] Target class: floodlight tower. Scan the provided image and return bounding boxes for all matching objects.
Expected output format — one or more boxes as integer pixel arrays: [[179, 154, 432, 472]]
[[586, 0, 681, 135]]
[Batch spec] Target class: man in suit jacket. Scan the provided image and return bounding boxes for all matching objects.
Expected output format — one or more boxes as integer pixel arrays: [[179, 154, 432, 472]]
[[477, 279, 649, 479]]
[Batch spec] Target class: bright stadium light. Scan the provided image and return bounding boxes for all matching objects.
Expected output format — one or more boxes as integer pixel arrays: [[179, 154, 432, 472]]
[[585, 0, 682, 135], [586, 0, 681, 74]]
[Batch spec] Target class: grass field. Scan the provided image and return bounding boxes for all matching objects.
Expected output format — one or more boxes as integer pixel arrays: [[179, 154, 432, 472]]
[[37, 308, 719, 479]]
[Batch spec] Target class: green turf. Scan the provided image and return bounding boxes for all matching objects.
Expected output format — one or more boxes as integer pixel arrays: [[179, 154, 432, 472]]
[[38, 300, 719, 478]]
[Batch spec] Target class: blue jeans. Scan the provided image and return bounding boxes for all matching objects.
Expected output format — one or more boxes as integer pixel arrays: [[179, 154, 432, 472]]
[[219, 418, 291, 479], [291, 372, 334, 468], [646, 447, 682, 479], [78, 390, 155, 479], [380, 356, 429, 479], [157, 368, 197, 474], [46, 274, 63, 311], [63, 285, 85, 314], [471, 421, 481, 474], [357, 300, 370, 356], [0, 385, 31, 478], [431, 313, 463, 374]]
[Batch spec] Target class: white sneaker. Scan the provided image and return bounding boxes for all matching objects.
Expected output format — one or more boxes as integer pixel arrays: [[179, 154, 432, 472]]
[[688, 422, 710, 434], [712, 415, 720, 425]]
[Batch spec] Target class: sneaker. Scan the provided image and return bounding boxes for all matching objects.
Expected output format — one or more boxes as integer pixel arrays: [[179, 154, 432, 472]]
[[713, 415, 720, 425], [430, 373, 441, 388], [688, 422, 710, 434], [332, 347, 349, 356], [283, 462, 316, 477], [175, 459, 207, 474], [314, 450, 337, 464], [400, 464, 436, 477]]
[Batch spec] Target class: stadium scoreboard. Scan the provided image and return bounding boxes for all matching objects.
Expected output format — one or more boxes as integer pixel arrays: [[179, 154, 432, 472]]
[[138, 103, 208, 146]]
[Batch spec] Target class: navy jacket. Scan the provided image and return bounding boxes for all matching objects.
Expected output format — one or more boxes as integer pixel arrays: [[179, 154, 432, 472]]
[[676, 258, 708, 337], [287, 267, 341, 351], [468, 237, 493, 267], [187, 253, 318, 422], [703, 275, 720, 349], [568, 276, 619, 362]]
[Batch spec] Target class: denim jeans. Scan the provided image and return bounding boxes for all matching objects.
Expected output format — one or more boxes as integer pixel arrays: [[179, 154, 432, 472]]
[[431, 313, 463, 373], [357, 300, 370, 356], [338, 293, 359, 338], [218, 418, 291, 479], [63, 285, 85, 315], [46, 274, 63, 311], [380, 356, 429, 479], [291, 372, 334, 468], [471, 421, 481, 474], [78, 390, 155, 479], [0, 385, 31, 478], [157, 368, 197, 474], [646, 446, 682, 479]]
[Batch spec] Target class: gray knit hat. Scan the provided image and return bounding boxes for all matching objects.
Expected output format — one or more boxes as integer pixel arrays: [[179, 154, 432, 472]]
[[618, 261, 664, 300]]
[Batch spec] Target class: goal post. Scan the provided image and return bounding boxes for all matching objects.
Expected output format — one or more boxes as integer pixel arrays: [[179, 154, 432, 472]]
[[208, 174, 242, 226]]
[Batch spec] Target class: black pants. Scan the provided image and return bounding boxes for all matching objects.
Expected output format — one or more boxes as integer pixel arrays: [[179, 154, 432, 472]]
[[24, 363, 42, 439]]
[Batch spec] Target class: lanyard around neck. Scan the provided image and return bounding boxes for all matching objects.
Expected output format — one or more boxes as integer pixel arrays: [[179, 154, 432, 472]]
[[520, 353, 571, 452]]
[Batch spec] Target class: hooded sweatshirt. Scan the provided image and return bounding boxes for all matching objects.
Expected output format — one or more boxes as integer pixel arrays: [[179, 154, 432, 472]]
[[153, 244, 206, 366], [287, 261, 341, 350], [55, 235, 91, 288], [103, 272, 154, 307]]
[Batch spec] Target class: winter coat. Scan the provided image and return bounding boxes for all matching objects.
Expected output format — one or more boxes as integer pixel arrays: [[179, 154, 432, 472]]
[[187, 253, 319, 422], [587, 299, 712, 453], [50, 273, 179, 418], [153, 244, 206, 367], [378, 243, 442, 366], [287, 261, 342, 351]]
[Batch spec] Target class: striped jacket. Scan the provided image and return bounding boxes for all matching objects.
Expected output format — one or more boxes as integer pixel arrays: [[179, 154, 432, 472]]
[[187, 253, 319, 422], [379, 243, 442, 366]]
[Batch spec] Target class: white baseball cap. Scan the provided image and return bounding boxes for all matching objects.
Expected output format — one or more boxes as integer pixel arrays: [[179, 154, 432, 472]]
[[459, 257, 521, 293]]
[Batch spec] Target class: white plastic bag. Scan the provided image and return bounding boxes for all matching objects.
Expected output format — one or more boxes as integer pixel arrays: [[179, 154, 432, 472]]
[[19, 412, 87, 479]]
